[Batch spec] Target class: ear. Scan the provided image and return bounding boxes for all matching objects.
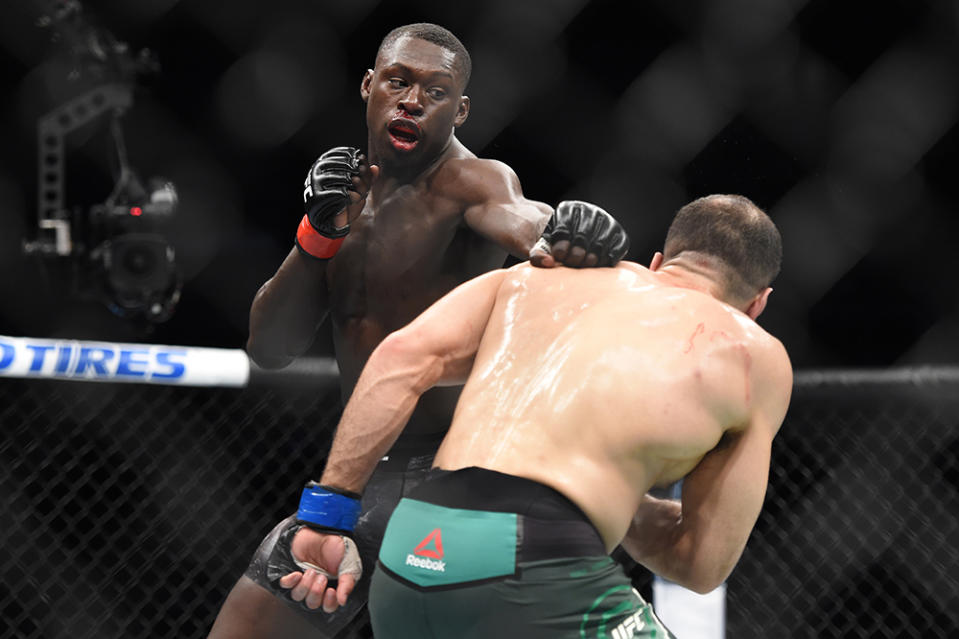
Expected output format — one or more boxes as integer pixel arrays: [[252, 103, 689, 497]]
[[745, 287, 772, 320], [454, 95, 470, 127], [360, 69, 374, 102], [649, 252, 664, 271]]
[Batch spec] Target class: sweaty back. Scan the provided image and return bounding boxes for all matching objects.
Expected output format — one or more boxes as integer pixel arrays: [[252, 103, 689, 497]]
[[434, 262, 772, 546]]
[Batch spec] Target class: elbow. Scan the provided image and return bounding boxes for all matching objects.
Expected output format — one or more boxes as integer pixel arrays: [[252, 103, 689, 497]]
[[246, 294, 287, 369], [246, 311, 295, 369], [246, 294, 309, 370], [673, 557, 734, 594], [681, 571, 728, 595], [659, 566, 726, 595], [655, 540, 735, 594], [246, 336, 294, 370], [372, 330, 443, 394]]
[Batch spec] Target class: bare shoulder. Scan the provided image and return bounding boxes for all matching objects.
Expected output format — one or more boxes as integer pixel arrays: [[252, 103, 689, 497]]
[[488, 261, 552, 295], [497, 261, 538, 286], [615, 261, 653, 278], [746, 322, 792, 383], [741, 319, 793, 432], [442, 156, 517, 180], [434, 156, 522, 205]]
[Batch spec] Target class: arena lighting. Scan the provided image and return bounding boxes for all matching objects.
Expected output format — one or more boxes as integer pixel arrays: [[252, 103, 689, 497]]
[[22, 0, 181, 324]]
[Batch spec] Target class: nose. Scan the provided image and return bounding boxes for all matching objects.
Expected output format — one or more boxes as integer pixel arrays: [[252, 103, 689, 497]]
[[398, 85, 424, 116]]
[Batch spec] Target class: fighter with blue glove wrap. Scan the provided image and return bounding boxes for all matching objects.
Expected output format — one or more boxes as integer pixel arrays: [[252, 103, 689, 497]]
[[265, 483, 363, 613]]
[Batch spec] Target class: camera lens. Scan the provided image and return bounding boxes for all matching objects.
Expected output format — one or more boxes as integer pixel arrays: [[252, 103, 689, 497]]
[[120, 244, 157, 277], [102, 233, 176, 296]]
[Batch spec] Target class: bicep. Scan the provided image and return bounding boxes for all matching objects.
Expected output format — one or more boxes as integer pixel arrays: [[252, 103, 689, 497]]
[[247, 247, 331, 367], [464, 201, 551, 258], [679, 420, 775, 566], [682, 339, 791, 547]]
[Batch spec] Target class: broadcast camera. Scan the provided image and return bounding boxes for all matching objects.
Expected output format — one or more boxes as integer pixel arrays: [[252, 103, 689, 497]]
[[23, 0, 181, 324]]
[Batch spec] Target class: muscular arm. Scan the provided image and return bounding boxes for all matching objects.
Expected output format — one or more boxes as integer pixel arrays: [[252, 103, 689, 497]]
[[455, 160, 630, 268], [247, 247, 331, 369], [457, 159, 552, 259], [622, 342, 792, 593], [247, 148, 375, 369], [622, 426, 773, 593], [318, 268, 511, 493]]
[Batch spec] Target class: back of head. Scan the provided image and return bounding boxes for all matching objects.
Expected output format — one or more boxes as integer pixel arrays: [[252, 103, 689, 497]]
[[663, 194, 782, 305], [377, 23, 472, 88]]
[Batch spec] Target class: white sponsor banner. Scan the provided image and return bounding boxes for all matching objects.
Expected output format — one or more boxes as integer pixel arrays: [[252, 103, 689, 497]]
[[0, 335, 250, 387]]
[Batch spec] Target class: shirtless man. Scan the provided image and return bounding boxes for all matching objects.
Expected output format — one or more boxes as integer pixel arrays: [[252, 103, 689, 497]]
[[277, 195, 792, 638], [207, 23, 628, 639]]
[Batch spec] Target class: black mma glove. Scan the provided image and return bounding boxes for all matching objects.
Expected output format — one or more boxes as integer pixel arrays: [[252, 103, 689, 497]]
[[537, 200, 630, 267], [295, 146, 362, 259]]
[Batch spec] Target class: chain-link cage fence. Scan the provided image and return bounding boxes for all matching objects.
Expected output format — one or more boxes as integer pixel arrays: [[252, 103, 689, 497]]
[[728, 370, 959, 638], [2, 367, 958, 638], [0, 374, 343, 639]]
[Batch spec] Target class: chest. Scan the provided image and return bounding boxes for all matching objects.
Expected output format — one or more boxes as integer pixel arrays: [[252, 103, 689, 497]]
[[324, 187, 505, 330]]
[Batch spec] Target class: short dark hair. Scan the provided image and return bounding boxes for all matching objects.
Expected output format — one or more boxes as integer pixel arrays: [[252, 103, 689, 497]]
[[663, 194, 782, 302], [377, 23, 472, 88]]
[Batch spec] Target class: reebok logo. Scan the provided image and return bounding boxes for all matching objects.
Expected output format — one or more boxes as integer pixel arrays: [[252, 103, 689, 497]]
[[405, 554, 446, 572], [413, 528, 444, 559], [407, 528, 446, 572]]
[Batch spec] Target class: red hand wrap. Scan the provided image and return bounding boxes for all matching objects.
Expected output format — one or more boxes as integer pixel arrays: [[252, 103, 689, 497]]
[[296, 215, 345, 259]]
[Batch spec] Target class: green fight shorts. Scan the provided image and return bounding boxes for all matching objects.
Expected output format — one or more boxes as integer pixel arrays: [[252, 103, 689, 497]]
[[369, 467, 675, 639]]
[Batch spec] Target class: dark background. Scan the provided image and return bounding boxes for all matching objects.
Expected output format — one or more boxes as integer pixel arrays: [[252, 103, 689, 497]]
[[1, 0, 958, 371], [1, 3, 958, 638]]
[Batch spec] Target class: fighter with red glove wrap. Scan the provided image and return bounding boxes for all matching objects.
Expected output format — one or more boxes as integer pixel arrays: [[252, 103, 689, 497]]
[[295, 146, 366, 260], [218, 23, 638, 639]]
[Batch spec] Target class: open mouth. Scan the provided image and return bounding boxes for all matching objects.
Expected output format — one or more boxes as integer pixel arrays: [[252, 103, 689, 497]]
[[388, 118, 421, 151]]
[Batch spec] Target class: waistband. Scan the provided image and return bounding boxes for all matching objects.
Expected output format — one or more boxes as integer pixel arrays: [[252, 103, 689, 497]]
[[518, 514, 606, 561], [409, 467, 606, 561], [389, 430, 447, 453], [376, 430, 446, 471]]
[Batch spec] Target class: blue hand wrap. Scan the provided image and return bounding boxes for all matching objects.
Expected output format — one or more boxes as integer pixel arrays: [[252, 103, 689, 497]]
[[296, 482, 361, 533]]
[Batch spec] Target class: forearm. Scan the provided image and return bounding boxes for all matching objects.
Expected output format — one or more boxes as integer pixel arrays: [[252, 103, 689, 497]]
[[623, 492, 751, 594], [503, 200, 552, 258], [319, 332, 441, 492], [318, 269, 504, 493], [465, 200, 552, 260], [247, 248, 331, 369], [621, 494, 683, 568], [621, 494, 716, 592]]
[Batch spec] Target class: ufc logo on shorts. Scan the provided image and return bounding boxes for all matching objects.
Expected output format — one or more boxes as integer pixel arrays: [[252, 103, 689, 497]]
[[610, 610, 644, 639]]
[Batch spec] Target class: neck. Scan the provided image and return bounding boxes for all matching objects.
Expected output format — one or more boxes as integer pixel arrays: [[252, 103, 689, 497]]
[[655, 259, 725, 300]]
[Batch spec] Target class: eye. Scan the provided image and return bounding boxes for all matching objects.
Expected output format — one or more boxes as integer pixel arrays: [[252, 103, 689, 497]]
[[427, 87, 447, 100], [388, 78, 407, 89]]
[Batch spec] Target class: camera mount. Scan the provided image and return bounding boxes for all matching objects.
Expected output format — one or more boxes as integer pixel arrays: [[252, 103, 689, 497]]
[[24, 0, 180, 324]]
